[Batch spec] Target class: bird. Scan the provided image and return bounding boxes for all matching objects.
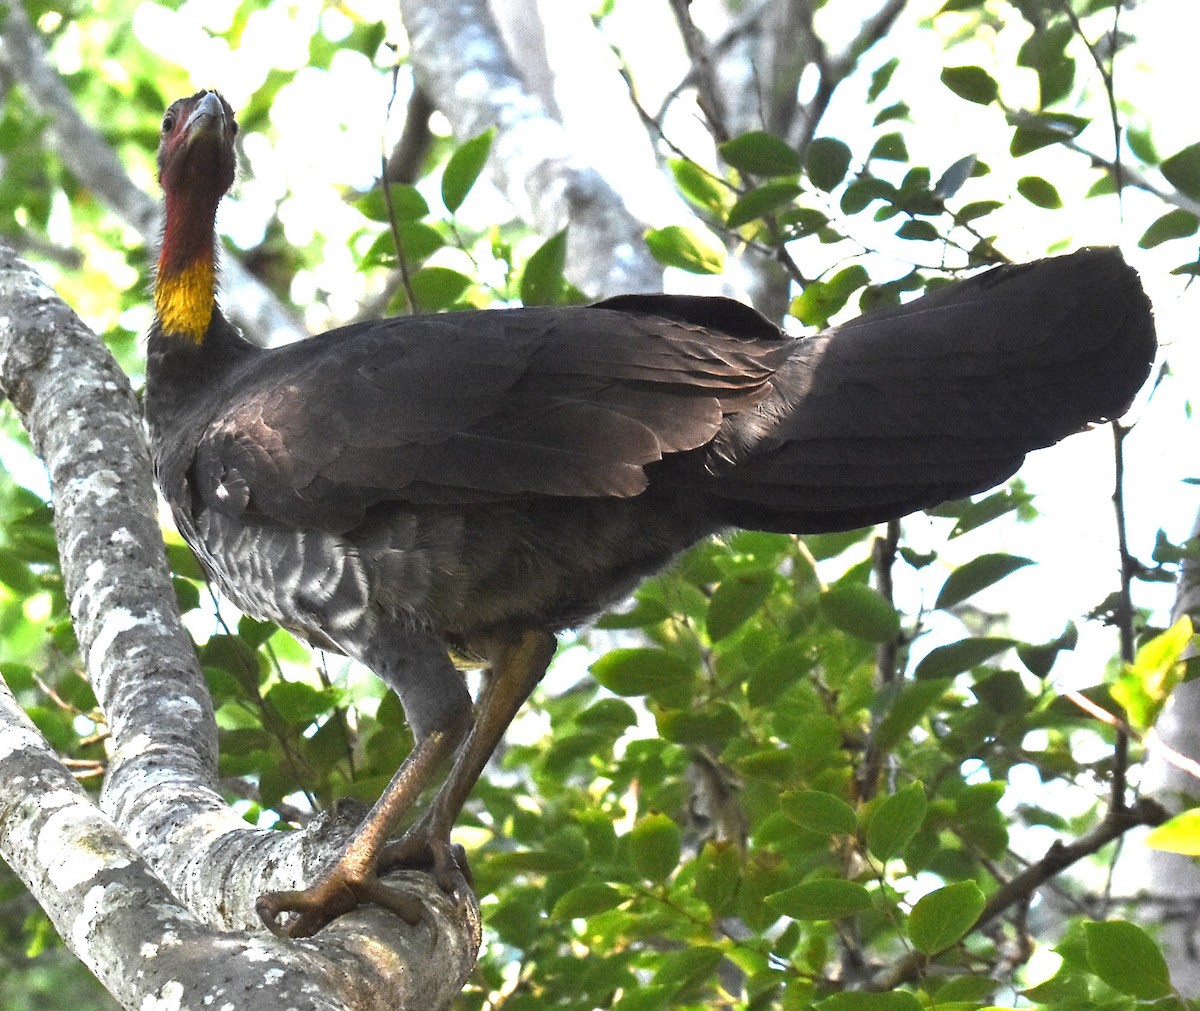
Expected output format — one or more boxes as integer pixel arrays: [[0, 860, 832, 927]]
[[145, 90, 1156, 938]]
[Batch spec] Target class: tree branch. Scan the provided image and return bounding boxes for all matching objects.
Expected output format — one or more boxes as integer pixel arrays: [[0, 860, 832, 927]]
[[0, 240, 479, 1009], [869, 797, 1167, 991], [398, 0, 665, 296], [666, 0, 732, 143]]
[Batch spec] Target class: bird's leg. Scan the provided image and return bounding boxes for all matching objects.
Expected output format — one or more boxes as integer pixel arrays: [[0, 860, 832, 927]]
[[377, 629, 557, 894], [257, 630, 472, 937]]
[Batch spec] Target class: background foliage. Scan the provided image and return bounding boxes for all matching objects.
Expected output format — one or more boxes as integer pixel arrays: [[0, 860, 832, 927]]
[[1, 0, 1198, 1008]]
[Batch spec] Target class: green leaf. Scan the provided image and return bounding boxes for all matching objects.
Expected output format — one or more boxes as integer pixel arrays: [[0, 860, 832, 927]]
[[1016, 623, 1078, 678], [1145, 807, 1200, 856], [726, 181, 802, 228], [873, 101, 910, 126], [1162, 142, 1200, 200], [719, 130, 801, 177], [595, 596, 673, 630], [866, 781, 927, 861], [873, 679, 950, 753], [441, 127, 494, 212], [408, 266, 472, 311], [947, 484, 1032, 537], [354, 183, 429, 222], [0, 548, 35, 593], [1083, 920, 1173, 999], [652, 946, 724, 989], [590, 648, 695, 708], [940, 66, 999, 105], [1127, 125, 1158, 165], [165, 540, 207, 581], [1140, 208, 1200, 248], [840, 176, 896, 215], [914, 637, 1015, 679], [577, 697, 639, 735], [630, 812, 682, 882], [896, 219, 939, 241], [819, 582, 900, 643], [791, 264, 871, 328], [671, 158, 728, 214], [780, 790, 857, 836], [1112, 616, 1193, 729], [520, 229, 567, 306], [1018, 22, 1075, 107], [364, 224, 441, 269], [806, 137, 853, 192], [1017, 175, 1062, 208], [706, 571, 775, 640], [612, 986, 671, 1011], [908, 881, 986, 954], [694, 841, 742, 911], [766, 879, 872, 920], [551, 882, 625, 920], [868, 58, 899, 103], [957, 199, 1003, 221], [483, 848, 582, 874], [1021, 970, 1091, 1004], [1009, 113, 1089, 156], [658, 701, 741, 745], [935, 553, 1034, 610], [265, 680, 335, 728], [644, 225, 725, 274], [869, 132, 908, 162], [815, 992, 922, 1011], [935, 155, 977, 199]]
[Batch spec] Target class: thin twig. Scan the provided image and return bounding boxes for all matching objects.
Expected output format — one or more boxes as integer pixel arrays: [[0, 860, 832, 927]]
[[382, 54, 418, 313], [1058, 0, 1124, 203], [665, 0, 732, 142], [386, 85, 435, 185], [1066, 689, 1200, 785], [869, 796, 1168, 991], [1110, 421, 1135, 812], [855, 520, 902, 802]]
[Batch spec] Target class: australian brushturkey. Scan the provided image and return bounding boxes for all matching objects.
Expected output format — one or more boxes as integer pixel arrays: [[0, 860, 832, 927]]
[[145, 90, 1156, 937]]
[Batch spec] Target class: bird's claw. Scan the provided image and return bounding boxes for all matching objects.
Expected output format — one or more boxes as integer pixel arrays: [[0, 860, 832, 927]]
[[256, 835, 474, 937], [379, 833, 475, 901], [257, 870, 426, 938]]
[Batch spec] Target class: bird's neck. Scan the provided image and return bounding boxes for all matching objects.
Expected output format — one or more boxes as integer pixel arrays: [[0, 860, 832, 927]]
[[154, 190, 220, 343]]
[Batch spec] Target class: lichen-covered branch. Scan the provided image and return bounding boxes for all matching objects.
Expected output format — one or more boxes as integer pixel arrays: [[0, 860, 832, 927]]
[[0, 241, 478, 1010]]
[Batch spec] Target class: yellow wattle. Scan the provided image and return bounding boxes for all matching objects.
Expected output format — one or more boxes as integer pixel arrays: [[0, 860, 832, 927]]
[[155, 258, 216, 342]]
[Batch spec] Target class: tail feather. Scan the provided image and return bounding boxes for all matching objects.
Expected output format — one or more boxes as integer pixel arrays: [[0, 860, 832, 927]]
[[703, 247, 1156, 532]]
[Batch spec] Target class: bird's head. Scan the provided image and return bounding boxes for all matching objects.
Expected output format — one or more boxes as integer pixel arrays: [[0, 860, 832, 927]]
[[157, 90, 238, 206], [154, 90, 238, 343]]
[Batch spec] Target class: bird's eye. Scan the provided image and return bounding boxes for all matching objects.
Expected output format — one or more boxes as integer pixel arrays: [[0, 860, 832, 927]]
[[161, 113, 176, 135]]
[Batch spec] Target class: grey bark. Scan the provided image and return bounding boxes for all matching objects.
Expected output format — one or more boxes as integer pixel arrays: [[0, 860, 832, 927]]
[[1144, 509, 1200, 996], [0, 241, 479, 1010], [399, 0, 666, 296]]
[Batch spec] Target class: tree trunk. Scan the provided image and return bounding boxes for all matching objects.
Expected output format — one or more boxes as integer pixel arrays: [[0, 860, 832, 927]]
[[0, 240, 480, 1010], [1144, 509, 1200, 995]]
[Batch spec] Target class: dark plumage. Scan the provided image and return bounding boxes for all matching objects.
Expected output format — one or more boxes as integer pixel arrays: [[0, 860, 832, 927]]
[[145, 91, 1157, 937]]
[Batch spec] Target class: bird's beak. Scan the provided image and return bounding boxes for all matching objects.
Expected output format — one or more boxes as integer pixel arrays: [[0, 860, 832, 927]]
[[183, 92, 228, 146]]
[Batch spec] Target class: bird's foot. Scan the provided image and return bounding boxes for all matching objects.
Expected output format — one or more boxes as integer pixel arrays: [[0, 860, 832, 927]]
[[256, 829, 474, 938], [257, 865, 426, 938], [378, 826, 475, 902]]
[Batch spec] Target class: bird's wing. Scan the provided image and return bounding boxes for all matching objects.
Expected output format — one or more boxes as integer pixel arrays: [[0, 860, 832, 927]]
[[191, 298, 791, 532]]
